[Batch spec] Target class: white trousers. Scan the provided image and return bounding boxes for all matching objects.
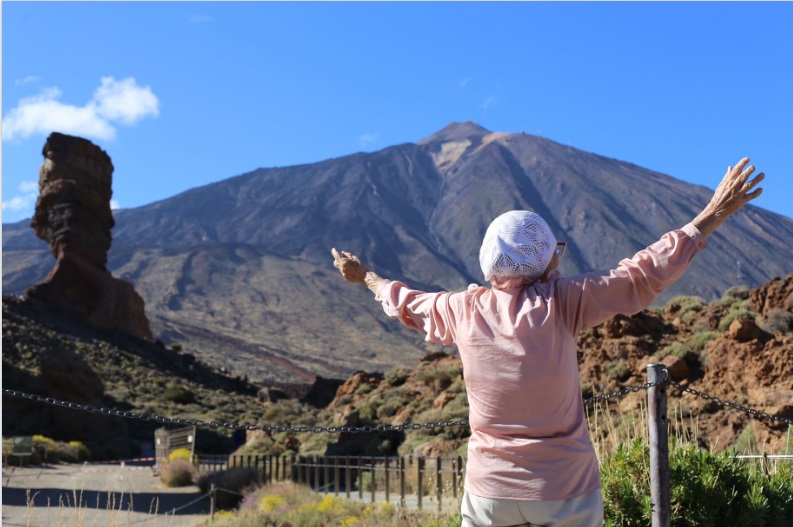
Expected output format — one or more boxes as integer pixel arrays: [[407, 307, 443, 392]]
[[460, 488, 604, 527]]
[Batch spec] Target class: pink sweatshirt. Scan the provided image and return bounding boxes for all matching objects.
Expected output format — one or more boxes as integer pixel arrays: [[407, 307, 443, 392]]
[[375, 224, 706, 501]]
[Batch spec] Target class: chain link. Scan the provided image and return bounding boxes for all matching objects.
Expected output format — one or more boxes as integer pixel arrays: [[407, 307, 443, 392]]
[[583, 369, 669, 406], [667, 380, 793, 426], [5, 371, 791, 432], [1, 388, 469, 433]]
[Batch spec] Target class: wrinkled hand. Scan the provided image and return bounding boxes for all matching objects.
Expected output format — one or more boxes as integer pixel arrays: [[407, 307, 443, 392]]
[[331, 248, 371, 284], [694, 157, 765, 237]]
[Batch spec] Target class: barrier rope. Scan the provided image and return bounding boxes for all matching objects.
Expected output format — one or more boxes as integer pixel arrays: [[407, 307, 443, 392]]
[[4, 371, 792, 432]]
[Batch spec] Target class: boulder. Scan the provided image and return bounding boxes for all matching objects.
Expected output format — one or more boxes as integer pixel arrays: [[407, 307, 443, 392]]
[[750, 273, 793, 317], [727, 319, 772, 343]]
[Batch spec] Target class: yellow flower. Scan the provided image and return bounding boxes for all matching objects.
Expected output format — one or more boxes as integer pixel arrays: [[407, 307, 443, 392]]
[[261, 494, 286, 512], [340, 516, 360, 527]]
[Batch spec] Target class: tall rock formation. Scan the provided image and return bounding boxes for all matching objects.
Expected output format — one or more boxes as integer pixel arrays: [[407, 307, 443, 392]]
[[25, 132, 152, 341]]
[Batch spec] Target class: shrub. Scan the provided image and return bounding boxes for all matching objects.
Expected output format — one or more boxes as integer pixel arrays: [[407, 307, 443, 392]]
[[160, 459, 196, 487], [759, 308, 793, 334], [659, 342, 698, 365], [667, 295, 707, 323], [714, 286, 751, 309], [385, 367, 410, 387], [605, 361, 631, 382], [164, 383, 196, 404], [690, 331, 718, 352], [197, 467, 261, 509], [601, 436, 793, 526], [718, 308, 756, 331], [169, 447, 194, 464]]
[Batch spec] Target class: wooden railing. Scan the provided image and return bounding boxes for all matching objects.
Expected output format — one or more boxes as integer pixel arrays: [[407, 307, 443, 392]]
[[195, 453, 466, 510]]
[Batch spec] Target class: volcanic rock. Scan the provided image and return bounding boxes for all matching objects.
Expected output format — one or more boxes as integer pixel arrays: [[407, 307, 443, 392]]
[[750, 274, 793, 316], [25, 133, 152, 341]]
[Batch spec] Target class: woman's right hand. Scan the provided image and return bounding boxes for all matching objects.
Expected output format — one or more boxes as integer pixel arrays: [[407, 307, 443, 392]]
[[692, 157, 765, 238]]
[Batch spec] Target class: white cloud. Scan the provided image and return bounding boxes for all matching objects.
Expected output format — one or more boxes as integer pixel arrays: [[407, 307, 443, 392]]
[[15, 75, 42, 86], [2, 77, 159, 142], [110, 199, 122, 211], [18, 181, 38, 193], [189, 14, 213, 23], [2, 181, 40, 215], [481, 95, 498, 111], [358, 132, 381, 148], [2, 194, 36, 212]]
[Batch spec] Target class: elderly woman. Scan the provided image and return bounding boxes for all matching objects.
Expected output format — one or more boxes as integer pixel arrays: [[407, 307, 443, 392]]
[[332, 158, 764, 527]]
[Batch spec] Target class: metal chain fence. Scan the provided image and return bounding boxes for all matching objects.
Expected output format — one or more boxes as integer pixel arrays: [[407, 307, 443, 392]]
[[5, 369, 792, 431]]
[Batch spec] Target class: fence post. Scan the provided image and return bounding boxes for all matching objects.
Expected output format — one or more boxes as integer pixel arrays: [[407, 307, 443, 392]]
[[346, 456, 351, 498], [370, 456, 376, 503], [334, 457, 340, 496], [436, 457, 442, 513], [384, 456, 390, 503], [358, 457, 364, 499], [400, 457, 406, 508], [209, 483, 216, 521], [417, 457, 424, 510], [647, 363, 670, 527]]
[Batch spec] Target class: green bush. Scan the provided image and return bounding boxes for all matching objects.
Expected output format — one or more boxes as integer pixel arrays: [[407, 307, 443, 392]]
[[719, 285, 750, 307], [160, 459, 196, 487], [601, 436, 793, 526], [667, 295, 707, 323], [759, 308, 793, 334], [164, 383, 196, 404], [690, 331, 718, 352], [659, 342, 698, 365], [605, 361, 631, 381], [718, 309, 756, 331]]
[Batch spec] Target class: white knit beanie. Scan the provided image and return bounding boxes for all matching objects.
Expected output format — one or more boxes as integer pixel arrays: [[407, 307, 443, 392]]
[[479, 210, 557, 282]]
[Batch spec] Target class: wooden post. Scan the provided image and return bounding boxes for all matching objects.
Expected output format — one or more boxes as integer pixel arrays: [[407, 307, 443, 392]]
[[647, 364, 670, 527], [436, 457, 442, 513], [384, 456, 390, 503], [417, 457, 424, 510], [399, 457, 406, 508], [345, 456, 351, 498]]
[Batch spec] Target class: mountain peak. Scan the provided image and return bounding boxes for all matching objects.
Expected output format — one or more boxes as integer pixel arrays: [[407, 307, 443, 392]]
[[418, 121, 492, 145]]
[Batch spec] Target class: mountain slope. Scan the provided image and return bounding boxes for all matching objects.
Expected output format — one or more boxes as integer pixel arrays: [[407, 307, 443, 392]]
[[4, 122, 793, 382]]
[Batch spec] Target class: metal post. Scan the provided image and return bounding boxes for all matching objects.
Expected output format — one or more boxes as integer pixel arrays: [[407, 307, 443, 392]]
[[400, 457, 406, 507], [345, 456, 351, 498], [209, 483, 216, 520], [314, 455, 320, 490], [436, 457, 442, 513], [384, 456, 390, 503], [417, 457, 424, 510], [334, 457, 340, 496], [647, 364, 670, 527], [370, 456, 376, 503], [324, 457, 330, 494], [358, 457, 364, 499]]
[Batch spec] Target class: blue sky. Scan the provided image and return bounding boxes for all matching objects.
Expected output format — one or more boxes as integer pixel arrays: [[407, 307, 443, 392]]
[[3, 2, 792, 225]]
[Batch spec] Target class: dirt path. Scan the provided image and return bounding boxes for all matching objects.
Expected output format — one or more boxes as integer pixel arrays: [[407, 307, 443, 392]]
[[2, 462, 210, 527]]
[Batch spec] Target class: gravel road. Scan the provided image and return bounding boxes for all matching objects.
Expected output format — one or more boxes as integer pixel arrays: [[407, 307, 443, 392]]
[[2, 461, 210, 527]]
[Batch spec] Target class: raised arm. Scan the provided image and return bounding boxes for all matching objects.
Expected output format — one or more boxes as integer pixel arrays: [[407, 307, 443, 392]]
[[331, 248, 385, 293], [692, 157, 764, 237], [560, 157, 766, 332], [331, 247, 457, 345]]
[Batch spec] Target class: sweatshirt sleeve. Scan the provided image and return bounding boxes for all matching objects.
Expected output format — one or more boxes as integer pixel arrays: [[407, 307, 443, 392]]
[[374, 280, 458, 346], [558, 223, 707, 334]]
